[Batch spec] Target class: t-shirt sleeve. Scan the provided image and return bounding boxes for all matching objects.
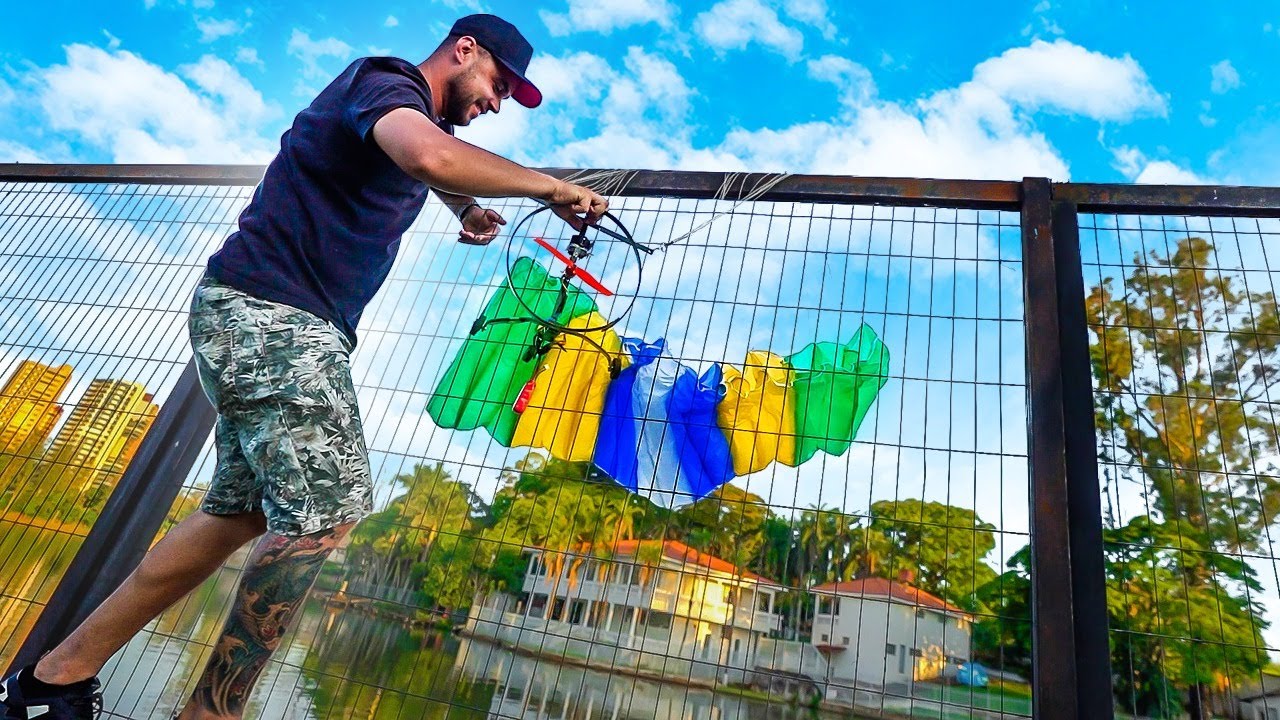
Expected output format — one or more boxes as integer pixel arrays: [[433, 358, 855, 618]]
[[343, 63, 434, 142]]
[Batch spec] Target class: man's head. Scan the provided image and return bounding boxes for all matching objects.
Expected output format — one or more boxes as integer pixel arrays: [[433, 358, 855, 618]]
[[430, 14, 541, 126]]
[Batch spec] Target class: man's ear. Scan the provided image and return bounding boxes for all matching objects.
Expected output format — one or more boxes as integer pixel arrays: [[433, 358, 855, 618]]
[[454, 36, 478, 65]]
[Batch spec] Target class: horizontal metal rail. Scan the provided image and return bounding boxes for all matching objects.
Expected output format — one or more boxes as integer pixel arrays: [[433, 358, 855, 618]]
[[6, 163, 1279, 216]]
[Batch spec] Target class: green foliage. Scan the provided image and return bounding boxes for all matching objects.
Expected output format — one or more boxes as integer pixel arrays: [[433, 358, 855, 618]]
[[865, 498, 998, 607], [1085, 236, 1279, 718], [971, 547, 1031, 677]]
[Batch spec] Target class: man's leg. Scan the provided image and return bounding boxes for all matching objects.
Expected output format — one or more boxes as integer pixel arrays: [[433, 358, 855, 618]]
[[177, 522, 353, 720], [33, 510, 267, 685]]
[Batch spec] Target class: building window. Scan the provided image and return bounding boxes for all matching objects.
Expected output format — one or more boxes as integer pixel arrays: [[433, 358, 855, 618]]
[[758, 592, 772, 613], [529, 594, 547, 618], [658, 569, 678, 592], [646, 611, 672, 630], [582, 561, 597, 582], [910, 648, 923, 658], [723, 585, 739, 605], [916, 609, 926, 619], [885, 644, 896, 655], [569, 599, 587, 625], [842, 636, 850, 645], [821, 634, 829, 642], [818, 597, 839, 616]]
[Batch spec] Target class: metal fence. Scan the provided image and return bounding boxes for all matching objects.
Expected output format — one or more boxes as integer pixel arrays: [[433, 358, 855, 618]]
[[1, 163, 1278, 720]]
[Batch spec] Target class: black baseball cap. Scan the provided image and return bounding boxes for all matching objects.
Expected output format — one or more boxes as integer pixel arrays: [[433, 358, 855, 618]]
[[449, 14, 542, 108]]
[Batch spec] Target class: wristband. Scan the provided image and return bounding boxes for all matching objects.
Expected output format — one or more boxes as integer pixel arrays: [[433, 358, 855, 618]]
[[459, 202, 481, 221]]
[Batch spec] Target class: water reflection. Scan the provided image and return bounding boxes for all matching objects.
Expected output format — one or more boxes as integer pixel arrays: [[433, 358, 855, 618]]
[[0, 522, 83, 667], [95, 571, 828, 720], [454, 638, 825, 720]]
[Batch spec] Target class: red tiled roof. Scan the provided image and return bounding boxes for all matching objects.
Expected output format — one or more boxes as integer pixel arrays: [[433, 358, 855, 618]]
[[532, 539, 784, 589], [811, 577, 969, 618]]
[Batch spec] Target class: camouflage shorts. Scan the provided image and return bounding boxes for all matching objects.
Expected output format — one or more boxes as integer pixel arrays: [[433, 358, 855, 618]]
[[188, 276, 372, 536]]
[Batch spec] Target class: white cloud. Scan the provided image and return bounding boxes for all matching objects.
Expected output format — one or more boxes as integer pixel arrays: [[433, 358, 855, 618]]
[[385, 15, 399, 28], [781, 0, 836, 39], [192, 0, 214, 8], [1135, 160, 1207, 185], [1025, 0, 1064, 37], [471, 38, 1162, 184], [102, 30, 122, 50], [196, 17, 244, 43], [693, 0, 805, 60], [807, 54, 874, 107], [723, 38, 1165, 180], [1111, 145, 1208, 185], [434, 0, 487, 11], [1210, 59, 1241, 94], [235, 46, 263, 68], [969, 39, 1166, 121], [0, 139, 45, 163], [541, 0, 676, 36], [30, 44, 278, 163], [1199, 99, 1216, 127], [1206, 121, 1280, 186], [287, 29, 354, 79]]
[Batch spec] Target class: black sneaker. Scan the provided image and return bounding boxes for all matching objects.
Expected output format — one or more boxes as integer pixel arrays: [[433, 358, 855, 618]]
[[0, 667, 102, 720]]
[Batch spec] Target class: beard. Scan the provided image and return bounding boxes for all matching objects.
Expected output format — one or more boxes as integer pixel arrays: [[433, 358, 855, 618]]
[[443, 71, 480, 126]]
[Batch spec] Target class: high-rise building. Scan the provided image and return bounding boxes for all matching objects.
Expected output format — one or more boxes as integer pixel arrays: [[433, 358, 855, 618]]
[[0, 360, 72, 455], [45, 379, 159, 500]]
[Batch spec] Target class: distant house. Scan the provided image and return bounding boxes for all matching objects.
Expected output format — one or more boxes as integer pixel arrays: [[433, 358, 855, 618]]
[[465, 539, 785, 685], [1238, 672, 1280, 720], [810, 576, 972, 688]]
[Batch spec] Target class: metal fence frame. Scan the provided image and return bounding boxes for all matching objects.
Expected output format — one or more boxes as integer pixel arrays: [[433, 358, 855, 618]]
[[4, 162, 1280, 720]]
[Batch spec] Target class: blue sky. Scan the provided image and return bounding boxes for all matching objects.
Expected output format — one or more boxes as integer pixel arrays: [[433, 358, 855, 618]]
[[1, 0, 1278, 185]]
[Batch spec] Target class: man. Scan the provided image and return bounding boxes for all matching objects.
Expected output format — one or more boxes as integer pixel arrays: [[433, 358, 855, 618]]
[[0, 14, 607, 720]]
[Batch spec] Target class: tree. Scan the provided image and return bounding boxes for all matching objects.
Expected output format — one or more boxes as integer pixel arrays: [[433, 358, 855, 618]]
[[863, 498, 998, 607], [345, 462, 481, 608], [1105, 517, 1267, 718], [971, 546, 1032, 677], [484, 452, 646, 617], [652, 483, 771, 569], [1087, 236, 1278, 718]]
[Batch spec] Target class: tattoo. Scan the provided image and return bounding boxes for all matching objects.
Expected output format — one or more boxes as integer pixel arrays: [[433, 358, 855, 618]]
[[191, 529, 341, 717]]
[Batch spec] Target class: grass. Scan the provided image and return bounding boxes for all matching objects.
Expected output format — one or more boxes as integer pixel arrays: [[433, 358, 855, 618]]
[[910, 682, 1033, 718]]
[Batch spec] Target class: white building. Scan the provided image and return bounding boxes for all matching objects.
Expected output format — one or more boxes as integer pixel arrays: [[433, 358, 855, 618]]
[[810, 577, 972, 689], [1238, 672, 1280, 720], [465, 540, 785, 684]]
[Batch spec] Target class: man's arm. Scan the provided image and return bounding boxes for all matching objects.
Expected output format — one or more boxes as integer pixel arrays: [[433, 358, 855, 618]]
[[433, 188, 478, 220], [372, 107, 606, 228], [434, 188, 507, 246]]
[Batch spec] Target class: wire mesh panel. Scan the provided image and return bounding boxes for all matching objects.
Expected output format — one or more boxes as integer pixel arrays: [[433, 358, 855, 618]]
[[81, 184, 1034, 720], [1079, 212, 1280, 720], [0, 180, 254, 667]]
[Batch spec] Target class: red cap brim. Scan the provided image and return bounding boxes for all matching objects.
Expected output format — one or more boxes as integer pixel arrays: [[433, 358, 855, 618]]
[[513, 80, 542, 109], [496, 56, 542, 108]]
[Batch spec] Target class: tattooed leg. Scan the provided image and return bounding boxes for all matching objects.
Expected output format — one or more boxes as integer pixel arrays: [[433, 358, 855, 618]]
[[178, 523, 353, 720]]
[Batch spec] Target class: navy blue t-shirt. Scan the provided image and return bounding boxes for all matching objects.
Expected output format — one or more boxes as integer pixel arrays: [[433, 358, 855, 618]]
[[206, 57, 453, 347]]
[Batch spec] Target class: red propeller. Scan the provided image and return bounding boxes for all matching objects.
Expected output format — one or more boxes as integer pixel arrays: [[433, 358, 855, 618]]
[[534, 236, 614, 296]]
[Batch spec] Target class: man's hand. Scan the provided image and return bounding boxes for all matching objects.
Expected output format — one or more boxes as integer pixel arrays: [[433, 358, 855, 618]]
[[458, 205, 506, 245], [546, 181, 608, 231]]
